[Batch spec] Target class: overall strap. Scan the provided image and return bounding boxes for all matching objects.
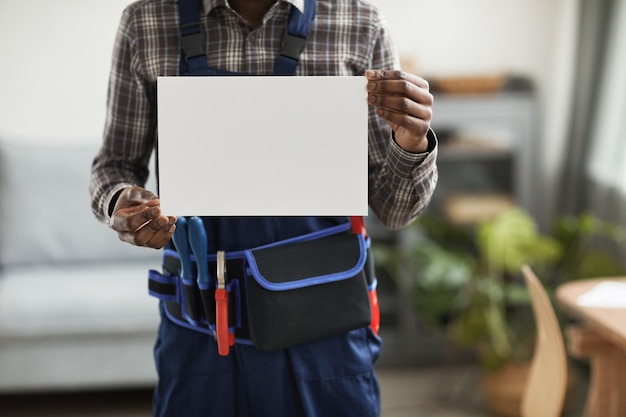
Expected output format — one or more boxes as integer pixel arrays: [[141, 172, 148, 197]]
[[273, 0, 317, 75], [178, 0, 209, 74], [177, 0, 317, 76]]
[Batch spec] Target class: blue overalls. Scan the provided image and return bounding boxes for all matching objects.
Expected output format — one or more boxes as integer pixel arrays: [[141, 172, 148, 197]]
[[151, 0, 382, 415]]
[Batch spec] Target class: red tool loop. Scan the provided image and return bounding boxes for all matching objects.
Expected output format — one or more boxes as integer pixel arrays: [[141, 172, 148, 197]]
[[349, 216, 379, 335], [349, 216, 367, 237]]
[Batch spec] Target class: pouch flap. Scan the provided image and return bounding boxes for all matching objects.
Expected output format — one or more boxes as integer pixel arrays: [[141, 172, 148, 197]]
[[245, 233, 366, 291]]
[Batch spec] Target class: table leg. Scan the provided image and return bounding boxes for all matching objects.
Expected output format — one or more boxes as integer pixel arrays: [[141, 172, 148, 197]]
[[610, 349, 626, 417], [566, 325, 626, 417]]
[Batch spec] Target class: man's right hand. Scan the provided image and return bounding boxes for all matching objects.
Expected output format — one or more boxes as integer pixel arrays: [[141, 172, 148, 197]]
[[109, 186, 177, 249]]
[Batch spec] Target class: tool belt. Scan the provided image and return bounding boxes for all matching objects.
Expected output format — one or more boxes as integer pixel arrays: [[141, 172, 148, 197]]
[[148, 221, 379, 354]]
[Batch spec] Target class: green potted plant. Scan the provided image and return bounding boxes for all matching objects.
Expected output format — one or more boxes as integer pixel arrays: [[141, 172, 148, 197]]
[[374, 207, 625, 416]]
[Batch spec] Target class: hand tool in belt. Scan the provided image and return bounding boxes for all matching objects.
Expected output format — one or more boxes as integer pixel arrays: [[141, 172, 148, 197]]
[[216, 250, 235, 355], [172, 217, 193, 290], [188, 216, 234, 355], [173, 216, 205, 323], [188, 216, 209, 286]]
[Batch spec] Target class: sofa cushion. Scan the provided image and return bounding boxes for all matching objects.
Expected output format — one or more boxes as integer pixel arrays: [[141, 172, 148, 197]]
[[0, 137, 158, 267], [0, 260, 161, 337]]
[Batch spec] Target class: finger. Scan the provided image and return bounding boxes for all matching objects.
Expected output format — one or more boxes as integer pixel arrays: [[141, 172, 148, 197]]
[[111, 205, 162, 233], [138, 217, 176, 248], [129, 205, 176, 232], [123, 187, 160, 206], [378, 109, 431, 139], [370, 80, 433, 108], [117, 216, 175, 248], [370, 94, 433, 123], [366, 69, 429, 88], [146, 223, 176, 249], [366, 70, 431, 106]]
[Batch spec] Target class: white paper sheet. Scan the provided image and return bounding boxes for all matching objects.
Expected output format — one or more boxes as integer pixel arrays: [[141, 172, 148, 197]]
[[157, 76, 368, 216], [576, 281, 626, 309]]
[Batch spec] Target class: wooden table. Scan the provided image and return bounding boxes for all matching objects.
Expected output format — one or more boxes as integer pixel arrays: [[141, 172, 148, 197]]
[[556, 278, 626, 417]]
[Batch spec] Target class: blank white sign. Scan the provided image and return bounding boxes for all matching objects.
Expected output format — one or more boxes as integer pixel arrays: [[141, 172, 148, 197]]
[[157, 76, 368, 216]]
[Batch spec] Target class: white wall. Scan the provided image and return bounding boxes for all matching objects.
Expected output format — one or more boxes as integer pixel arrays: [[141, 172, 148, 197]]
[[0, 0, 134, 142], [0, 0, 573, 150], [370, 0, 560, 78]]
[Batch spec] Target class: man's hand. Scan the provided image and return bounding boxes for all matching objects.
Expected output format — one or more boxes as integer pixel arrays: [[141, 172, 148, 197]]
[[109, 186, 177, 249], [366, 70, 434, 153]]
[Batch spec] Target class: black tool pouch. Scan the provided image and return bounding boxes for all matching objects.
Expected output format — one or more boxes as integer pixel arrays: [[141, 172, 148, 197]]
[[181, 279, 203, 322], [243, 231, 371, 351]]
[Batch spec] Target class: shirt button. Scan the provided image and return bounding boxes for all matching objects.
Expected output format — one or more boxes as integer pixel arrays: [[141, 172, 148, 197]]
[[248, 34, 256, 42]]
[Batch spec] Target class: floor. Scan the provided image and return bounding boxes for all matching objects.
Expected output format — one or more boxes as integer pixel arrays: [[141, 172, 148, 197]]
[[0, 365, 588, 417]]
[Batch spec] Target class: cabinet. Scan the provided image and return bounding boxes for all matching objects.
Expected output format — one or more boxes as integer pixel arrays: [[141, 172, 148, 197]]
[[371, 91, 540, 365], [431, 92, 539, 223]]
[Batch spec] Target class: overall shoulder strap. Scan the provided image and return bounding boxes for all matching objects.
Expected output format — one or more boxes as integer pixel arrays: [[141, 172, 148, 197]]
[[273, 0, 317, 75], [178, 0, 210, 74], [178, 0, 316, 76]]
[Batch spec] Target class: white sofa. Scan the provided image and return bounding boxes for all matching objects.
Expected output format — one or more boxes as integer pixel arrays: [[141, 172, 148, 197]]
[[0, 137, 162, 393]]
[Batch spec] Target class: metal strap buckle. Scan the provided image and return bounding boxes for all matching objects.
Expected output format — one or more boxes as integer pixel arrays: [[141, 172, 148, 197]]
[[280, 33, 307, 60], [180, 23, 205, 59], [217, 251, 227, 290]]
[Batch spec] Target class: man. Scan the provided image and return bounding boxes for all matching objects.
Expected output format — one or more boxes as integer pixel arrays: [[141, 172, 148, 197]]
[[90, 0, 437, 415]]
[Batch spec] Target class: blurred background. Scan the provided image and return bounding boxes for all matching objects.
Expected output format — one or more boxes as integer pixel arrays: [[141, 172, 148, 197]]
[[1, 0, 625, 416]]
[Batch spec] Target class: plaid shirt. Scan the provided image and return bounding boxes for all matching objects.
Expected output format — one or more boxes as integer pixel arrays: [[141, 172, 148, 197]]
[[90, 0, 438, 229]]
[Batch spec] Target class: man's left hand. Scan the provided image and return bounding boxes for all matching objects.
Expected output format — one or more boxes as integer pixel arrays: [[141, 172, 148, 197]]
[[366, 70, 433, 153]]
